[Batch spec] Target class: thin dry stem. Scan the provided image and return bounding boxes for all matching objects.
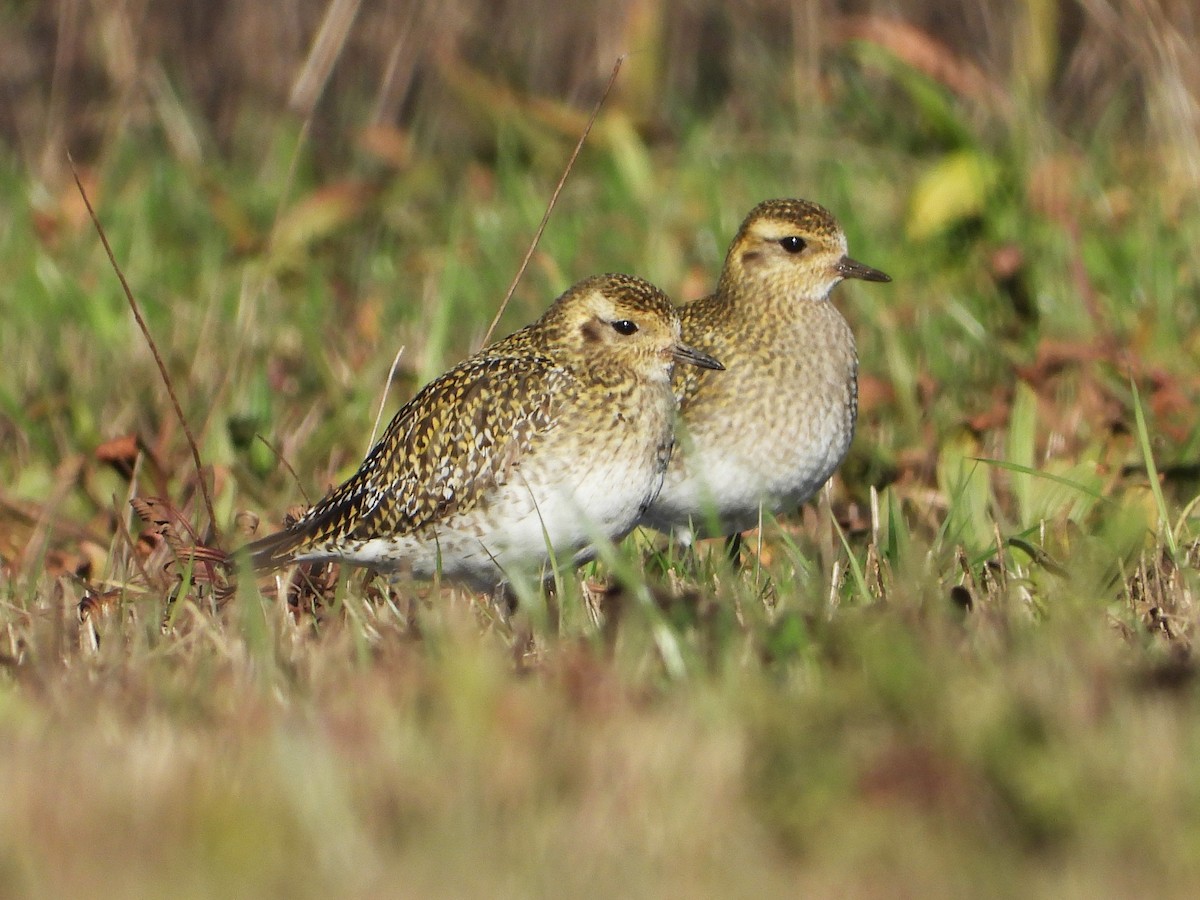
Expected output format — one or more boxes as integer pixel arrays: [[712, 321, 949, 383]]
[[67, 153, 222, 544], [479, 55, 625, 348], [367, 345, 406, 451], [255, 434, 311, 505], [288, 0, 364, 115]]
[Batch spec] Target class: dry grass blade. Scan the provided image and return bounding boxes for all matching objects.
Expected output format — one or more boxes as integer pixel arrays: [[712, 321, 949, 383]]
[[130, 497, 235, 566], [258, 0, 364, 270], [67, 154, 222, 544], [479, 54, 625, 348], [132, 498, 236, 625], [288, 0, 364, 115], [131, 497, 232, 580], [1130, 373, 1179, 559], [77, 587, 124, 654], [255, 434, 311, 505], [367, 344, 405, 451]]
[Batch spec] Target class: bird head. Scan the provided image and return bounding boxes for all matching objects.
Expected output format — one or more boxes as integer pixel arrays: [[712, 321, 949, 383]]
[[543, 273, 723, 384], [719, 198, 891, 302]]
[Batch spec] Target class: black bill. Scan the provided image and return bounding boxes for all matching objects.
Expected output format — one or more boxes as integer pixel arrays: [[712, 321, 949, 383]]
[[836, 255, 891, 283], [672, 342, 724, 371]]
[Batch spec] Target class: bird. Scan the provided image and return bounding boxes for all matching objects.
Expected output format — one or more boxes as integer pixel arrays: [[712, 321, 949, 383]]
[[243, 273, 724, 592], [639, 198, 890, 541]]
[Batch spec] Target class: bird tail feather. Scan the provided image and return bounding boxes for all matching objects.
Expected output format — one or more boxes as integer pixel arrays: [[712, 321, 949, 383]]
[[240, 526, 310, 571]]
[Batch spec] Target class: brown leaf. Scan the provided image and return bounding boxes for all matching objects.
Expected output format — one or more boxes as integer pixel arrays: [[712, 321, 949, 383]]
[[1014, 337, 1112, 386], [95, 433, 141, 478], [130, 497, 233, 594], [858, 373, 896, 415], [44, 548, 92, 580], [130, 497, 202, 551], [831, 15, 1007, 107], [965, 386, 1012, 433], [357, 124, 413, 169], [78, 589, 122, 624]]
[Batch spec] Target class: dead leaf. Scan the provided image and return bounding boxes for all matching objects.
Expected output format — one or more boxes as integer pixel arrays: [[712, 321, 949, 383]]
[[95, 433, 142, 479], [831, 15, 1007, 107]]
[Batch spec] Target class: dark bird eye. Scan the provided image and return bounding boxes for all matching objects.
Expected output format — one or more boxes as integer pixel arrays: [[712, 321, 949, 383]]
[[611, 320, 638, 335], [779, 236, 806, 254]]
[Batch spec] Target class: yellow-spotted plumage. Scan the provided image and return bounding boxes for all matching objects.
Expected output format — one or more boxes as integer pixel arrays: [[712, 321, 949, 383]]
[[246, 273, 722, 590], [641, 199, 890, 538]]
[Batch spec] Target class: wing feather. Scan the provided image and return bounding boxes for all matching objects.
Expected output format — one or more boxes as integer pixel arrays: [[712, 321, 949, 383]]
[[245, 351, 574, 570]]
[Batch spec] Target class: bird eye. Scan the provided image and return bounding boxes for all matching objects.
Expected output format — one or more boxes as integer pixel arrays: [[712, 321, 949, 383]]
[[779, 236, 806, 254], [611, 320, 638, 335]]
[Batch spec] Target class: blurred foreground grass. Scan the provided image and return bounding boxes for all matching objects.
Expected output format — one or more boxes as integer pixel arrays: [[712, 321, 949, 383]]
[[3, 3, 1200, 896]]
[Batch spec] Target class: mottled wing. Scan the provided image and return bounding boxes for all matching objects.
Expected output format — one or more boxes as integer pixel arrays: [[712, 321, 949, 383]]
[[245, 352, 574, 569]]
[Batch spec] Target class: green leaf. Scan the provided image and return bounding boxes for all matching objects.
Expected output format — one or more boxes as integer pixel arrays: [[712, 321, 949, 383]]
[[907, 150, 999, 241]]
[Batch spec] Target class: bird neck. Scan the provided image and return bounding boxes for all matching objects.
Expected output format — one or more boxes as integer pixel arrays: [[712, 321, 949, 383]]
[[585, 359, 638, 392], [718, 275, 832, 323]]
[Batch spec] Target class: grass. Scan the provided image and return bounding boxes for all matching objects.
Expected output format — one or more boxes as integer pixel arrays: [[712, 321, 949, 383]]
[[4, 9, 1200, 897]]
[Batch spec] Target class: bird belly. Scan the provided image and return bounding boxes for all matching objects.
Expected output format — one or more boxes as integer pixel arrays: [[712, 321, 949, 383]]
[[645, 394, 854, 537], [487, 437, 666, 583], [300, 446, 662, 591]]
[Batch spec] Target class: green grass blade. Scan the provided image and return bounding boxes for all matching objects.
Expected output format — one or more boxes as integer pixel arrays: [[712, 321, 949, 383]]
[[1130, 375, 1178, 558]]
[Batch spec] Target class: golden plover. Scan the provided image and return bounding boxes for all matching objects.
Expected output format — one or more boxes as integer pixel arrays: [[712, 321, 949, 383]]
[[640, 199, 890, 539], [245, 273, 723, 590]]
